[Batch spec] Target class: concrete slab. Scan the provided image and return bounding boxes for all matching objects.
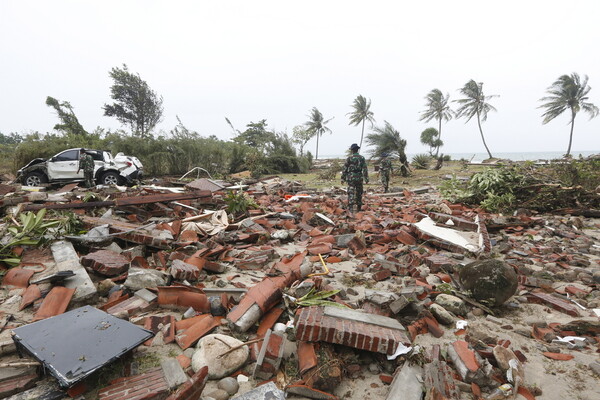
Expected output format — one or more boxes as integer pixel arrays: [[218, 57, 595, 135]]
[[161, 358, 188, 389], [50, 241, 96, 302], [385, 363, 423, 400], [323, 306, 406, 331]]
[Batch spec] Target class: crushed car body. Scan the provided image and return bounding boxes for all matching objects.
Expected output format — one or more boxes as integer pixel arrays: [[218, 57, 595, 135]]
[[15, 148, 143, 187]]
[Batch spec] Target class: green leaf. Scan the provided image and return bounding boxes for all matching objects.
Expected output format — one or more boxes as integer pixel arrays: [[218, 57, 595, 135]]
[[1, 258, 21, 267]]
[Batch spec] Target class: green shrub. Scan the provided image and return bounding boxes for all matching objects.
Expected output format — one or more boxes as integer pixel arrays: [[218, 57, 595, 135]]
[[411, 154, 432, 169]]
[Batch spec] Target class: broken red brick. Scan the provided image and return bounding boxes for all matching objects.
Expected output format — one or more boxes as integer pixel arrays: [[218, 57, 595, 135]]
[[175, 314, 209, 331], [526, 292, 580, 317], [33, 286, 76, 321], [257, 307, 284, 337], [144, 315, 176, 345], [307, 242, 333, 255], [165, 366, 208, 400], [175, 315, 222, 350], [295, 306, 410, 355], [19, 283, 41, 310], [81, 250, 130, 277], [0, 373, 39, 398], [452, 341, 480, 372], [98, 367, 169, 400], [157, 286, 209, 312], [542, 352, 574, 361], [396, 229, 417, 246], [176, 354, 191, 370], [424, 254, 454, 273], [372, 269, 392, 281], [1, 268, 34, 288], [170, 259, 200, 281], [298, 341, 318, 375]]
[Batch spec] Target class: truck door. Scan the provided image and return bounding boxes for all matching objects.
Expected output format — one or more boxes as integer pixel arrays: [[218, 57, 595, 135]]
[[46, 149, 83, 180]]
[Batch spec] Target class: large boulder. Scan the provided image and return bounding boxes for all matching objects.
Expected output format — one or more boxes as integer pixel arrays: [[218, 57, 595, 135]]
[[192, 334, 249, 379], [458, 260, 518, 306]]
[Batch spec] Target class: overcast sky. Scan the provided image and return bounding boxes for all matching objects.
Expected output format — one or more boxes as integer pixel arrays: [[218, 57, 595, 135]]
[[1, 0, 599, 157]]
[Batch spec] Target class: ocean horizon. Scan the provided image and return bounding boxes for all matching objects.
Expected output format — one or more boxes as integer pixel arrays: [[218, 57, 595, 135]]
[[318, 150, 600, 163]]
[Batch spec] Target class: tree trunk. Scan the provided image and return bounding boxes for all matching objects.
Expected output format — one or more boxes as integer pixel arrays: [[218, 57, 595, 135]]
[[566, 110, 576, 157], [315, 133, 320, 160], [435, 117, 442, 157], [359, 119, 365, 148], [477, 112, 493, 159]]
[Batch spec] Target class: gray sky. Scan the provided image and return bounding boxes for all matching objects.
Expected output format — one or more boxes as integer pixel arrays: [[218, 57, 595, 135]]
[[1, 0, 599, 156]]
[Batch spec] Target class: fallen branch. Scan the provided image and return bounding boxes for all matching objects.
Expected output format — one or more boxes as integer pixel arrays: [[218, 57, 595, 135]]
[[217, 337, 264, 359]]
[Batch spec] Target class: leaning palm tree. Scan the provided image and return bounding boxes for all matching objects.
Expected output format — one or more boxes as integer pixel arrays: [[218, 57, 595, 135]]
[[419, 89, 453, 157], [304, 107, 333, 160], [365, 121, 410, 177], [538, 73, 599, 157], [454, 80, 498, 159], [347, 95, 375, 148]]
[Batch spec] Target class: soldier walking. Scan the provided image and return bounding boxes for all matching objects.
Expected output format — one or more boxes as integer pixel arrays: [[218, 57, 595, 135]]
[[379, 153, 392, 193], [77, 149, 95, 188], [341, 143, 369, 215]]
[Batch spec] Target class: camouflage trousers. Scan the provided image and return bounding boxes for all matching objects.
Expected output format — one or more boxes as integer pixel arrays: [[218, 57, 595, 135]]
[[84, 170, 94, 188], [380, 171, 390, 193], [347, 182, 363, 212]]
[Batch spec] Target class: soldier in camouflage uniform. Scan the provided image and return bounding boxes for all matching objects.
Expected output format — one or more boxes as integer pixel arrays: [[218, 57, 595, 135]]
[[379, 153, 392, 193], [341, 143, 369, 215], [77, 149, 95, 188]]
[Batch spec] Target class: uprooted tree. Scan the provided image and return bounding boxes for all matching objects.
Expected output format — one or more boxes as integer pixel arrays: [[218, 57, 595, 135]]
[[440, 157, 600, 214]]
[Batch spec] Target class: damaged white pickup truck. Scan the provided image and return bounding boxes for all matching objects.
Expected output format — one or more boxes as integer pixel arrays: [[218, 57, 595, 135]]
[[16, 148, 144, 187]]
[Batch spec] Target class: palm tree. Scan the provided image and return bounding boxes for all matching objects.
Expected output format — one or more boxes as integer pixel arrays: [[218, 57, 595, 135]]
[[454, 80, 498, 159], [365, 121, 410, 177], [304, 107, 333, 160], [538, 73, 599, 157], [419, 89, 453, 157], [347, 95, 375, 148]]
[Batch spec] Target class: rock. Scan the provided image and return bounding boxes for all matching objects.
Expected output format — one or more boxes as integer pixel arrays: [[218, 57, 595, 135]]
[[458, 260, 518, 306], [368, 362, 380, 374], [429, 303, 455, 325], [97, 279, 116, 296], [471, 308, 484, 317], [593, 271, 600, 284], [434, 294, 467, 315], [335, 234, 355, 248], [492, 345, 518, 371], [590, 361, 600, 377], [192, 334, 249, 379], [218, 377, 239, 395], [124, 267, 167, 291], [206, 389, 229, 400]]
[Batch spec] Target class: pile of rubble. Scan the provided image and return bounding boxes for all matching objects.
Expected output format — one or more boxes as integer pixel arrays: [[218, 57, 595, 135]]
[[0, 177, 599, 399]]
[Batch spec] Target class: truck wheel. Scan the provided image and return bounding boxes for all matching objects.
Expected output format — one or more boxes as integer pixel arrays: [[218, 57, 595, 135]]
[[24, 172, 48, 187], [101, 171, 121, 185]]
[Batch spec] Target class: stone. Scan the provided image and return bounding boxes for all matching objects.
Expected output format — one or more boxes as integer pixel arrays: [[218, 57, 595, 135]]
[[97, 279, 116, 296], [589, 361, 600, 377], [335, 234, 355, 248], [593, 271, 600, 284], [230, 382, 284, 400], [429, 303, 455, 325], [217, 377, 239, 396], [385, 363, 423, 400], [124, 267, 167, 291], [192, 334, 249, 379], [434, 294, 467, 316], [458, 260, 518, 306], [206, 389, 229, 400]]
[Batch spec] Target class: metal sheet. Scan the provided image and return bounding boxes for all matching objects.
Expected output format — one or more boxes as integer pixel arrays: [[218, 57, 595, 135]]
[[12, 305, 153, 387]]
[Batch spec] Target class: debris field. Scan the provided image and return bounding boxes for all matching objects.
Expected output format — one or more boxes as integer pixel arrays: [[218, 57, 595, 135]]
[[0, 176, 599, 400]]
